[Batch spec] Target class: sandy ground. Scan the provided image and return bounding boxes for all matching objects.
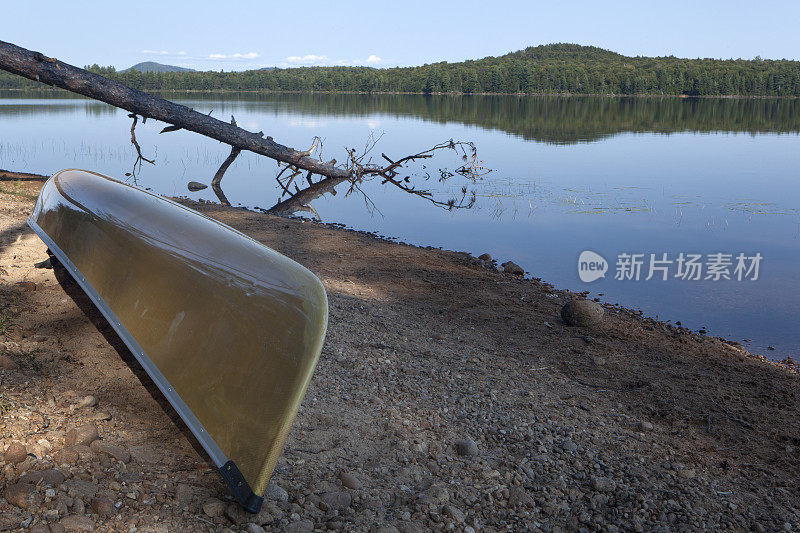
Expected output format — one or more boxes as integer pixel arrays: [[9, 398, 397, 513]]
[[1, 177, 799, 533]]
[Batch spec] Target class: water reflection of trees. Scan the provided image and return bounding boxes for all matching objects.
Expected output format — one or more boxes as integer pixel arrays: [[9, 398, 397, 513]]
[[167, 93, 800, 144], [3, 91, 799, 144]]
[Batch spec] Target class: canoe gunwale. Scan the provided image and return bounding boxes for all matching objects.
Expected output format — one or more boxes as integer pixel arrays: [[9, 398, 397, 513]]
[[27, 213, 265, 513]]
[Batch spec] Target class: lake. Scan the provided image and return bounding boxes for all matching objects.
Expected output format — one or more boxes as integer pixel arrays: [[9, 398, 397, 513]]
[[1, 92, 799, 359]]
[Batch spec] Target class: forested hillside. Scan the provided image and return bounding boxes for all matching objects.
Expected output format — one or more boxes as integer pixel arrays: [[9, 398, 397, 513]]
[[2, 44, 799, 96]]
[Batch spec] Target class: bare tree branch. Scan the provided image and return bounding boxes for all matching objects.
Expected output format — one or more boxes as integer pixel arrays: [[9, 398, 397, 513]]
[[0, 40, 489, 217], [128, 113, 155, 178]]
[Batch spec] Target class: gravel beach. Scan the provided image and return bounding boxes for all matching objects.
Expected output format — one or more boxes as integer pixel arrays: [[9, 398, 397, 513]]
[[1, 177, 799, 532]]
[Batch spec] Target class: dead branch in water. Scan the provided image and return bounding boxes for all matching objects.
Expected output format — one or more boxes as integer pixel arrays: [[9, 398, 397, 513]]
[[128, 114, 155, 178], [0, 39, 489, 215]]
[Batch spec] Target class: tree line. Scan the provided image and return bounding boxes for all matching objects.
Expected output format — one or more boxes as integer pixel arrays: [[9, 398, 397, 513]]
[[2, 44, 799, 97]]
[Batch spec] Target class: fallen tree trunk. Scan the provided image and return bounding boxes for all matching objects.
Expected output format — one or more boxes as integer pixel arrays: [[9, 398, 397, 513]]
[[0, 40, 350, 182]]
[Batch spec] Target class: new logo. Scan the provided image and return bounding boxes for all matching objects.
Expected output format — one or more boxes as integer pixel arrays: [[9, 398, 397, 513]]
[[578, 250, 608, 282]]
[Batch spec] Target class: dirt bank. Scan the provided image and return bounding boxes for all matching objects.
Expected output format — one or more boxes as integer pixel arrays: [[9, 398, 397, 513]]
[[1, 178, 799, 532]]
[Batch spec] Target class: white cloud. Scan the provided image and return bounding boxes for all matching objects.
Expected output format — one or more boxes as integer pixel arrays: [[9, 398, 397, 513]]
[[209, 52, 260, 60], [286, 54, 328, 64], [177, 51, 187, 56], [366, 54, 382, 63], [141, 49, 169, 55]]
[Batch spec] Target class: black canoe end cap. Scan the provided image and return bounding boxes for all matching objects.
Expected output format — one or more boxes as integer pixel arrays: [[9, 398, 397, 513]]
[[219, 460, 264, 513]]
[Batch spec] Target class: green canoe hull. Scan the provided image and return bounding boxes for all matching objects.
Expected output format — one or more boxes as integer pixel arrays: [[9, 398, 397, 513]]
[[29, 169, 328, 512]]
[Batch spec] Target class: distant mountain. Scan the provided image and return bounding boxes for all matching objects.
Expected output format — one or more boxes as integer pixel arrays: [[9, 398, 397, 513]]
[[125, 62, 195, 73]]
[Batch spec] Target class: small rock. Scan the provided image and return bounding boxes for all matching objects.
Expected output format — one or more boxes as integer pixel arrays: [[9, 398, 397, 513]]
[[75, 395, 98, 408], [59, 514, 96, 532], [339, 471, 362, 490], [65, 424, 99, 447], [90, 497, 114, 517], [317, 491, 351, 511], [64, 479, 98, 500], [636, 420, 654, 432], [0, 354, 20, 370], [202, 497, 226, 517], [3, 441, 28, 464], [560, 438, 578, 453], [591, 476, 616, 493], [187, 181, 208, 192], [284, 519, 314, 533], [677, 468, 696, 480], [54, 447, 80, 465], [561, 299, 605, 327], [454, 438, 478, 457], [478, 253, 492, 261], [441, 504, 465, 524], [90, 440, 131, 463], [419, 485, 450, 507], [265, 482, 289, 502], [174, 483, 197, 506], [71, 445, 94, 461], [3, 483, 39, 509], [508, 487, 535, 507], [20, 468, 67, 485], [501, 261, 524, 275], [89, 411, 112, 421], [245, 524, 265, 533]]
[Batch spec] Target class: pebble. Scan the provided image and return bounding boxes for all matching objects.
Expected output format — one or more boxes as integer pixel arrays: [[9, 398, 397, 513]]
[[64, 479, 98, 500], [508, 487, 535, 507], [637, 420, 654, 431], [245, 524, 266, 533], [54, 447, 80, 465], [90, 440, 131, 463], [339, 471, 362, 490], [75, 395, 98, 408], [3, 441, 28, 464], [677, 468, 696, 480], [591, 476, 616, 493], [561, 438, 578, 453], [188, 181, 208, 192], [20, 468, 67, 485], [284, 519, 314, 533], [266, 482, 289, 502], [90, 497, 114, 517], [59, 514, 95, 532], [455, 438, 479, 456], [3, 483, 38, 509], [317, 491, 351, 511], [561, 299, 605, 327], [501, 261, 525, 275], [202, 497, 226, 517], [65, 423, 99, 447], [441, 504, 465, 524]]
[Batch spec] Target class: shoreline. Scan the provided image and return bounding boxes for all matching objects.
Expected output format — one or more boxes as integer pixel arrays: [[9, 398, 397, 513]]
[[2, 87, 799, 99], [2, 170, 794, 371]]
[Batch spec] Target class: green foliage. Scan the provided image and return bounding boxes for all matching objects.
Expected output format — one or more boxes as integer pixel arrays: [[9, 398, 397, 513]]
[[2, 43, 800, 96]]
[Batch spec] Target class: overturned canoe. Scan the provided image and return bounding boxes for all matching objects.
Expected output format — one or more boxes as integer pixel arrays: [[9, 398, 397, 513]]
[[28, 169, 328, 512]]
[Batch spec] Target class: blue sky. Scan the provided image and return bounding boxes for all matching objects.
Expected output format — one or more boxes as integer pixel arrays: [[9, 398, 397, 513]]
[[4, 1, 799, 71]]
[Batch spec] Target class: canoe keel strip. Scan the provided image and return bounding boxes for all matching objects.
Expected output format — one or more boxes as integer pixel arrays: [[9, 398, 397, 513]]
[[28, 170, 328, 513]]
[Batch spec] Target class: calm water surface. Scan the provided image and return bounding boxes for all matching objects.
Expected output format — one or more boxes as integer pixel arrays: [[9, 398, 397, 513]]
[[2, 92, 799, 359]]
